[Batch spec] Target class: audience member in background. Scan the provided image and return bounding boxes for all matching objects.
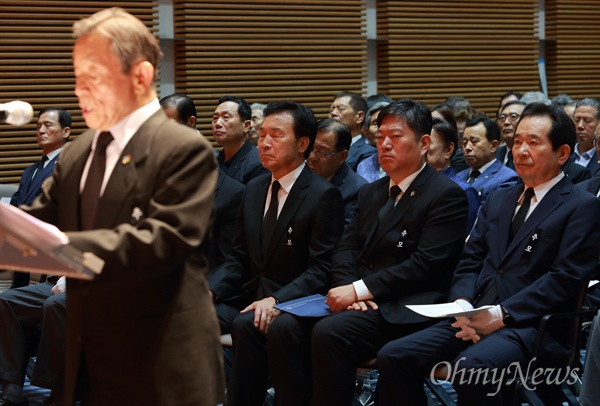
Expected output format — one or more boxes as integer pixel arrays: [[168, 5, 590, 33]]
[[374, 102, 600, 406], [457, 116, 518, 208], [10, 106, 72, 289], [570, 98, 600, 177], [159, 93, 201, 134], [520, 91, 551, 106], [495, 100, 526, 169], [161, 93, 245, 270], [308, 119, 368, 226], [551, 93, 574, 110], [427, 118, 479, 231], [443, 96, 470, 115], [213, 95, 268, 184], [209, 101, 344, 406], [498, 91, 522, 108], [357, 101, 391, 183], [432, 104, 468, 173], [267, 99, 469, 406], [454, 107, 475, 148], [578, 126, 600, 195], [249, 102, 266, 146], [365, 93, 393, 111], [329, 91, 375, 171]]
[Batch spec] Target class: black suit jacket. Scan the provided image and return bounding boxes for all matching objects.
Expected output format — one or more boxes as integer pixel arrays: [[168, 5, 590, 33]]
[[209, 165, 345, 305], [451, 178, 600, 350], [331, 165, 469, 324], [329, 163, 368, 226], [10, 155, 59, 206], [209, 169, 245, 269], [217, 138, 268, 184]]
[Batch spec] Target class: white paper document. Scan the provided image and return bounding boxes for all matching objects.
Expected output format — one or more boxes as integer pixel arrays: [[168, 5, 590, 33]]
[[0, 201, 104, 280], [406, 303, 495, 318]]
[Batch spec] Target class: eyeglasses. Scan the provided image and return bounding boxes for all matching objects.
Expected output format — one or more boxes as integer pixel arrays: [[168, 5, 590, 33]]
[[498, 113, 520, 123], [310, 148, 342, 158]]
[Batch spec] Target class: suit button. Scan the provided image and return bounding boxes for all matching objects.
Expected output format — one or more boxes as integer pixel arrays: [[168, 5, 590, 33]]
[[368, 264, 373, 269], [497, 269, 503, 276]]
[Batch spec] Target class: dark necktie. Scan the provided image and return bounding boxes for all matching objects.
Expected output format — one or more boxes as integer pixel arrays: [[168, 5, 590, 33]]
[[378, 185, 401, 225], [81, 131, 113, 230], [510, 187, 535, 240], [28, 155, 48, 191], [506, 150, 514, 169], [262, 181, 281, 255], [467, 169, 480, 184]]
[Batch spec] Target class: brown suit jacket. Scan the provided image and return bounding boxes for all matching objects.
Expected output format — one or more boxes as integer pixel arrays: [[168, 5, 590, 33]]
[[27, 108, 224, 405]]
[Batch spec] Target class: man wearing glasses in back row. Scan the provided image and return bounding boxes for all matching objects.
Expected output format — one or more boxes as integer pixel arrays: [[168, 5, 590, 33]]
[[307, 119, 368, 226]]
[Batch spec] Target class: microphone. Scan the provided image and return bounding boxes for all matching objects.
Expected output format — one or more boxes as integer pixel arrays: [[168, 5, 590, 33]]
[[0, 101, 34, 126]]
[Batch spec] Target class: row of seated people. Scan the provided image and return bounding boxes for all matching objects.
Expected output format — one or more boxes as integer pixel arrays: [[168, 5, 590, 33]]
[[1, 92, 599, 406]]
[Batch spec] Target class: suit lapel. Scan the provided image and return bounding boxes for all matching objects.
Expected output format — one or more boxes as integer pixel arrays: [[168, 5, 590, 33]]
[[472, 160, 500, 189], [93, 114, 156, 229], [495, 186, 521, 264], [501, 179, 569, 261], [24, 157, 58, 202], [371, 166, 433, 248]]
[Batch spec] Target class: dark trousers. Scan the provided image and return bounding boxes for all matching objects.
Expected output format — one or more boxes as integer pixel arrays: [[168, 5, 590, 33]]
[[227, 310, 269, 406], [375, 319, 530, 406], [267, 309, 431, 406], [0, 282, 66, 391]]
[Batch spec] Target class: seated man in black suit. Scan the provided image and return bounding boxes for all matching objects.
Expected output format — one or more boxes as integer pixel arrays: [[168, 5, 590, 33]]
[[10, 106, 72, 289], [267, 98, 469, 406], [160, 93, 245, 269], [212, 95, 268, 184], [209, 101, 345, 406], [374, 103, 600, 405], [307, 118, 368, 226]]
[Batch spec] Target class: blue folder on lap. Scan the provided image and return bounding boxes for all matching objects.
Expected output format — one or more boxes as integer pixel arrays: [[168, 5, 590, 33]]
[[274, 294, 332, 317]]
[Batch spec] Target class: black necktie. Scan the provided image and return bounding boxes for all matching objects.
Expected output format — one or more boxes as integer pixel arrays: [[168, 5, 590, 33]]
[[506, 151, 514, 169], [467, 170, 481, 184], [510, 187, 535, 240], [378, 185, 401, 225], [81, 131, 113, 230], [262, 181, 281, 255], [28, 155, 48, 191]]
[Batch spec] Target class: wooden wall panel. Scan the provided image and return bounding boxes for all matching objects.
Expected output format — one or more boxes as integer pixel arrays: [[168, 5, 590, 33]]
[[173, 0, 367, 146], [0, 1, 158, 183], [377, 0, 539, 117]]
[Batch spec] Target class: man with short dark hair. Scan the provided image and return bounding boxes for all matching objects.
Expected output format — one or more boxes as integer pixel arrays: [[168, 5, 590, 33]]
[[159, 93, 199, 131], [268, 99, 469, 406], [495, 100, 526, 169], [10, 106, 72, 289], [161, 93, 245, 270], [571, 98, 600, 177], [457, 115, 518, 208], [329, 91, 375, 171], [209, 101, 344, 406], [307, 119, 367, 225], [10, 107, 71, 208], [212, 95, 268, 183], [375, 103, 600, 405]]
